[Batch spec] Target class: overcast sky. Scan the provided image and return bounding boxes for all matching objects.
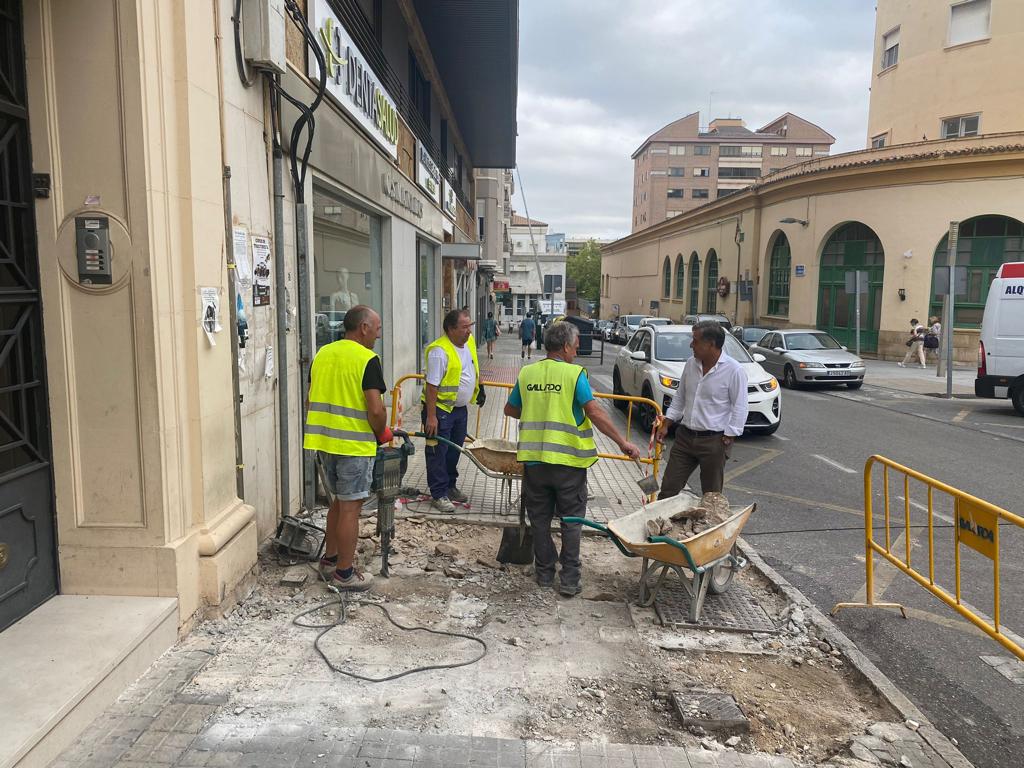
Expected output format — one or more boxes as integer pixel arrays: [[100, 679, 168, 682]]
[[510, 0, 876, 240]]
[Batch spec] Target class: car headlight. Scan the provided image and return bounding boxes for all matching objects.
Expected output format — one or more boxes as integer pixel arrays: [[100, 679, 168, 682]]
[[798, 362, 826, 369], [850, 361, 866, 369], [759, 378, 779, 392], [659, 375, 679, 389]]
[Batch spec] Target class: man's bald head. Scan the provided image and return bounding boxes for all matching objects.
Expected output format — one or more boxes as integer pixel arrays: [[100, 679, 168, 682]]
[[344, 305, 382, 350]]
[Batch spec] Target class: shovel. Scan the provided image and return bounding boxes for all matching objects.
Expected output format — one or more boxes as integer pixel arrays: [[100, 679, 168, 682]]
[[633, 458, 660, 495]]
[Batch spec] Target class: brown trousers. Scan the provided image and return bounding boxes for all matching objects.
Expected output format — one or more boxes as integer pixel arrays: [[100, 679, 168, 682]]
[[657, 427, 730, 499]]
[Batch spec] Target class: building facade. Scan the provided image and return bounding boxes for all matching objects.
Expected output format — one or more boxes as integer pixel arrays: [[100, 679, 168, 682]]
[[2, 1, 515, 763], [476, 168, 515, 321], [631, 112, 835, 232], [868, 0, 1021, 148], [502, 214, 568, 323]]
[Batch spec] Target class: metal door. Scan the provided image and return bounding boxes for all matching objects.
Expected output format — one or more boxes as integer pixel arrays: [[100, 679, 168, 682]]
[[0, 0, 58, 632], [818, 225, 885, 353]]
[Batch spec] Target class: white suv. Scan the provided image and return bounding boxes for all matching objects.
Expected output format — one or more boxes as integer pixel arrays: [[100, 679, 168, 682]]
[[612, 324, 782, 435]]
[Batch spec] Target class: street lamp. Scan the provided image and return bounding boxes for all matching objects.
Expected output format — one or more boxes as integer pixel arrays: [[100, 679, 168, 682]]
[[779, 217, 809, 227]]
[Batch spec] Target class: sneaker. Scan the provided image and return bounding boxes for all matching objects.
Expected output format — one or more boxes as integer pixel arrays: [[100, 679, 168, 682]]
[[559, 582, 582, 597], [330, 568, 374, 592], [447, 487, 469, 504], [318, 558, 338, 580], [897, 362, 905, 367], [431, 496, 456, 513], [920, 364, 927, 369]]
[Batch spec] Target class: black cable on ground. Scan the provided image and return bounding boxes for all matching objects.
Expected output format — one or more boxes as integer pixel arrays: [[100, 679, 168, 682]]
[[292, 592, 488, 683]]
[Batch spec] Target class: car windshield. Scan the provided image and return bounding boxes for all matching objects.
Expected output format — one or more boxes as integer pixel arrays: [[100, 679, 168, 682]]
[[622, 315, 644, 325], [743, 327, 769, 342], [655, 332, 753, 363], [644, 318, 670, 325], [785, 332, 842, 350]]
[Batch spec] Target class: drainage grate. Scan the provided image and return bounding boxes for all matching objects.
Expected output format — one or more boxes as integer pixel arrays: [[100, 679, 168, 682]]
[[671, 690, 749, 733], [653, 579, 777, 633]]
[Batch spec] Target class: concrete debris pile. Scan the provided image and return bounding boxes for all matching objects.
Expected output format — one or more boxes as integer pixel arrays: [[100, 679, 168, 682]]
[[645, 492, 734, 539]]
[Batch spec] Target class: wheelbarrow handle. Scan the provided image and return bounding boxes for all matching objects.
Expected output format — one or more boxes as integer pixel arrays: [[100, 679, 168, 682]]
[[564, 517, 636, 559]]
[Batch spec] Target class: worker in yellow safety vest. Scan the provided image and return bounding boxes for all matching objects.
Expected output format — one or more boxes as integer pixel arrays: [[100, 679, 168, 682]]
[[304, 305, 391, 591], [421, 308, 484, 513], [504, 321, 639, 596]]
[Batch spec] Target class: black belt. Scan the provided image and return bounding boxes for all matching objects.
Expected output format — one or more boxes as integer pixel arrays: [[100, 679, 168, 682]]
[[679, 424, 723, 438]]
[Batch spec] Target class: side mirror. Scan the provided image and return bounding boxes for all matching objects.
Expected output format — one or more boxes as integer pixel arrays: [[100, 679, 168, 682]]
[[630, 350, 648, 361], [752, 353, 766, 363], [841, 345, 848, 351], [773, 347, 785, 353]]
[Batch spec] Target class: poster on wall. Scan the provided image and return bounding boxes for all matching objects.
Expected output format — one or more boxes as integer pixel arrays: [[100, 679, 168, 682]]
[[232, 226, 251, 284], [200, 286, 221, 346], [252, 235, 272, 306]]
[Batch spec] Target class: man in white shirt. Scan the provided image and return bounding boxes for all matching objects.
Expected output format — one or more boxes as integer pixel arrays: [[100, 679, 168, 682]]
[[421, 309, 482, 512], [655, 320, 748, 498]]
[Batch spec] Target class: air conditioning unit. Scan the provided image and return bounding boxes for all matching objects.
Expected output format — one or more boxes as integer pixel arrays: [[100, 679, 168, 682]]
[[242, 0, 287, 74]]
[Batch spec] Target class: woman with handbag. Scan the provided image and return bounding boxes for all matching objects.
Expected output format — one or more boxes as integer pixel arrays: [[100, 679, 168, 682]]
[[898, 318, 927, 368]]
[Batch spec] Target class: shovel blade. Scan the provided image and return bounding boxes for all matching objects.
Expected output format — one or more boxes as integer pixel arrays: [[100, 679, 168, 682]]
[[636, 475, 660, 495]]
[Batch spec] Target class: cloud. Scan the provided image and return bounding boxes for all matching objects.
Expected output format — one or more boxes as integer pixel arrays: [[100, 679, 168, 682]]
[[512, 0, 876, 238]]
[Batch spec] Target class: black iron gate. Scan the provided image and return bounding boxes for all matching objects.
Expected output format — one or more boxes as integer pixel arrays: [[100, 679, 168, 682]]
[[0, 0, 58, 632]]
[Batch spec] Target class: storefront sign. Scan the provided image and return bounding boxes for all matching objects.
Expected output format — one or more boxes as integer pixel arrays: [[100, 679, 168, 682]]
[[492, 280, 510, 291], [381, 172, 424, 218], [311, 0, 399, 159], [441, 179, 458, 221], [416, 141, 442, 206]]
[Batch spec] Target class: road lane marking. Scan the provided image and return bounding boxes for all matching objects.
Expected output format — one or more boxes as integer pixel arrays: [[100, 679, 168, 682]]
[[982, 422, 1024, 429], [812, 454, 857, 474], [952, 409, 970, 423], [895, 495, 954, 525], [724, 449, 782, 483], [730, 485, 863, 518], [773, 435, 790, 441], [851, 527, 915, 604]]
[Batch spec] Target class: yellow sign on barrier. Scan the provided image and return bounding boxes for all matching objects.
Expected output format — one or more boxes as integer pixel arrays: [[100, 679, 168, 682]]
[[956, 497, 998, 560]]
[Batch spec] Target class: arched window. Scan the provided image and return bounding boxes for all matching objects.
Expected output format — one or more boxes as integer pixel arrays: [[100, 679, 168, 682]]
[[931, 215, 1024, 327], [688, 252, 700, 313], [674, 255, 685, 299], [819, 221, 885, 352], [767, 232, 791, 316], [705, 250, 719, 313], [662, 256, 672, 298]]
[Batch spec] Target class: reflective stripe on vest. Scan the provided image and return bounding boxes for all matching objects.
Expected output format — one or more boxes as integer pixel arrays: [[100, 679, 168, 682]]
[[515, 359, 597, 468], [303, 339, 379, 457], [420, 334, 479, 413]]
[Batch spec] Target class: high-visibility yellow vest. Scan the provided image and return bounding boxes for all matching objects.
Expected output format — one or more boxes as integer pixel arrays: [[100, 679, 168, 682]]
[[420, 334, 479, 413], [303, 339, 380, 457], [515, 359, 597, 468]]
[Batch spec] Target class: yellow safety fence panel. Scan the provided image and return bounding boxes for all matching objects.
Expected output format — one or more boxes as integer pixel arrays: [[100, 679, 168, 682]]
[[388, 373, 662, 481], [833, 454, 1024, 662]]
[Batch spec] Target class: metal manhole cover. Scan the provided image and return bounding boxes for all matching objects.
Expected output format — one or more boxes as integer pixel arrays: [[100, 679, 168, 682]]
[[653, 579, 777, 633], [671, 690, 749, 733]]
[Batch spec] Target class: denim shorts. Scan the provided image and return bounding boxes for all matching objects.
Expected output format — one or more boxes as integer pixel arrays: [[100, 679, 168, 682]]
[[319, 452, 375, 501]]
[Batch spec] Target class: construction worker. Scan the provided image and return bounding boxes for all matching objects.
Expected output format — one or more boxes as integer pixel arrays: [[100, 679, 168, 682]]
[[304, 305, 391, 591], [422, 308, 484, 513], [504, 321, 640, 596]]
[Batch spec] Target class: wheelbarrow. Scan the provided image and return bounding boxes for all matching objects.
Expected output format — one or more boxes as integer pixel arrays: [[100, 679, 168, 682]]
[[565, 493, 755, 623]]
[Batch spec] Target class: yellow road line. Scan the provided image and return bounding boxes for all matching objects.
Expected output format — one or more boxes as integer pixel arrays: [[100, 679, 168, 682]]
[[730, 484, 864, 518], [725, 449, 782, 482], [952, 409, 970, 423]]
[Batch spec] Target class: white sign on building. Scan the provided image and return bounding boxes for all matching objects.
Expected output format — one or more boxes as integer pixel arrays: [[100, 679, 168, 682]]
[[416, 140, 442, 206], [441, 179, 458, 221], [309, 0, 399, 159]]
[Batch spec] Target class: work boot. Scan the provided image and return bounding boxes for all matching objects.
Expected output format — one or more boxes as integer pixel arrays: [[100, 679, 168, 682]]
[[431, 496, 456, 513], [447, 487, 469, 504], [559, 581, 582, 597], [330, 568, 374, 592]]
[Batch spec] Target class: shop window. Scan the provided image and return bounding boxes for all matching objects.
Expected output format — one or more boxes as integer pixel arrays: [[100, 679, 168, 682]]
[[312, 187, 383, 354], [418, 240, 438, 369]]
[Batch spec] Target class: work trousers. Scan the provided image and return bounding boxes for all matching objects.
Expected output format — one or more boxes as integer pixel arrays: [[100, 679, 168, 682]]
[[422, 405, 468, 499], [657, 427, 730, 498], [521, 463, 588, 587]]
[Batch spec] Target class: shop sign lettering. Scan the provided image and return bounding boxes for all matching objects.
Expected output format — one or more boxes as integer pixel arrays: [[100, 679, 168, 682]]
[[381, 172, 424, 218], [441, 179, 458, 221], [416, 141, 442, 205]]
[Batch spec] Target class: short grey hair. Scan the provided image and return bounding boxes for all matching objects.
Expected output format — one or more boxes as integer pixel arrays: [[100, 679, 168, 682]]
[[693, 319, 725, 349], [544, 321, 578, 352]]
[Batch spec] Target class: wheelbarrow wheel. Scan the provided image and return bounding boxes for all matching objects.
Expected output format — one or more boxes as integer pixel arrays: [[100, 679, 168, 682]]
[[707, 561, 735, 595]]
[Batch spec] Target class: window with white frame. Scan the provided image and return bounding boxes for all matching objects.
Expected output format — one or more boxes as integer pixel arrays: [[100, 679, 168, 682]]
[[650, 147, 668, 154], [668, 145, 686, 155], [720, 145, 762, 157], [667, 188, 684, 198], [693, 167, 710, 177], [795, 147, 812, 156], [871, 133, 888, 149], [770, 146, 788, 156], [881, 27, 900, 69], [666, 211, 682, 219], [941, 113, 980, 138], [948, 0, 991, 46]]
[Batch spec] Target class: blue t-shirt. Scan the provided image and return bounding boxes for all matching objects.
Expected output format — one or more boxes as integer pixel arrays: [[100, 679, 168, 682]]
[[519, 318, 536, 341], [508, 362, 594, 426]]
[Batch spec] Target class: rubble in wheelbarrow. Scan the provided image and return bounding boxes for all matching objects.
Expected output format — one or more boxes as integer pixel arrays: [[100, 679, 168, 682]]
[[645, 491, 736, 539]]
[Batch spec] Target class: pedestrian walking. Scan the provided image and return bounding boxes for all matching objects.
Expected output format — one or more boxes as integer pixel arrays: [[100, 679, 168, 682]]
[[422, 308, 482, 513], [535, 314, 544, 350], [655, 320, 748, 498], [898, 318, 927, 368], [505, 321, 640, 596], [520, 313, 536, 360], [482, 311, 500, 360], [925, 316, 941, 359], [304, 305, 391, 592]]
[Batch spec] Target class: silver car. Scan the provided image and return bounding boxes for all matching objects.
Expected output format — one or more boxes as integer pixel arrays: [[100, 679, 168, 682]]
[[750, 329, 866, 389], [612, 314, 647, 344]]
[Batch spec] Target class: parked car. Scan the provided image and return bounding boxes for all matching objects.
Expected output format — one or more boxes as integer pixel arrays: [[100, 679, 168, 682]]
[[612, 324, 781, 435], [682, 313, 733, 331], [640, 317, 671, 327], [733, 325, 776, 348], [612, 314, 647, 344], [750, 329, 865, 389], [975, 261, 1024, 415]]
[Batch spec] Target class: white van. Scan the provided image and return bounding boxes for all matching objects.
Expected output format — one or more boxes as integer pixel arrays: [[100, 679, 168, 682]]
[[975, 261, 1024, 415]]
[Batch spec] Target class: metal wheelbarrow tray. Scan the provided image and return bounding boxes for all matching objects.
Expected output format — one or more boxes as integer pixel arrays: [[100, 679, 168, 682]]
[[565, 493, 755, 623]]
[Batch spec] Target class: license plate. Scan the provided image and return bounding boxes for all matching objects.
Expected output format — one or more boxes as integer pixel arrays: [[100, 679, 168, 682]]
[[827, 369, 849, 376]]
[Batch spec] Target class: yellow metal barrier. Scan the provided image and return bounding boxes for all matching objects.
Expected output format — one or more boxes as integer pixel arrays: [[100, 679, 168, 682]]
[[833, 454, 1024, 662], [388, 372, 662, 479]]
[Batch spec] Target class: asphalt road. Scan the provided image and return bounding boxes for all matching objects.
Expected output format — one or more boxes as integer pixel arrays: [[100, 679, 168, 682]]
[[580, 338, 1024, 768]]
